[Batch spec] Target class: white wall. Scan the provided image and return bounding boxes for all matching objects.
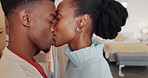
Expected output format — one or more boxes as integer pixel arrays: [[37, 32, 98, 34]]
[[127, 0, 148, 29], [118, 0, 148, 38], [55, 0, 62, 7]]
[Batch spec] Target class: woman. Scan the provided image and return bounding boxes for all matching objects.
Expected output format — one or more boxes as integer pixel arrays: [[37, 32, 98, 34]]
[[53, 0, 128, 78]]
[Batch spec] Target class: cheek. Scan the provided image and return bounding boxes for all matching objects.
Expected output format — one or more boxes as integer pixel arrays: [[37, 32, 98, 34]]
[[30, 22, 52, 43], [29, 16, 53, 49], [55, 19, 76, 46], [41, 24, 53, 41]]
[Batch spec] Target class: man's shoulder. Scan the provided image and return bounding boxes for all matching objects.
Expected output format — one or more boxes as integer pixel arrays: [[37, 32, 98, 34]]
[[0, 58, 27, 78], [0, 55, 21, 70]]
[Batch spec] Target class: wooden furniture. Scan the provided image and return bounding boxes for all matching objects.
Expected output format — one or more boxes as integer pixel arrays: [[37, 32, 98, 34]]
[[0, 28, 3, 33], [0, 28, 6, 58], [0, 3, 6, 58]]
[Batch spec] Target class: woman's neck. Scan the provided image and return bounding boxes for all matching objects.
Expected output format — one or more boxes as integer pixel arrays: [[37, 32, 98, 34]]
[[69, 36, 92, 51]]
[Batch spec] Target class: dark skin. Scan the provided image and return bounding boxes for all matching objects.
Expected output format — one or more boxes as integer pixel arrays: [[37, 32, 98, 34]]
[[53, 0, 92, 51], [7, 0, 56, 60]]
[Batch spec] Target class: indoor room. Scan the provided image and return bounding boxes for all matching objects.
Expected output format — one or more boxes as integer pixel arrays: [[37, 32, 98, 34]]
[[0, 0, 148, 78]]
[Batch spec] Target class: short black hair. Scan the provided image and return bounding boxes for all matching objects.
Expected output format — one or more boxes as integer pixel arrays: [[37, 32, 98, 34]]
[[72, 0, 128, 39], [0, 0, 54, 16]]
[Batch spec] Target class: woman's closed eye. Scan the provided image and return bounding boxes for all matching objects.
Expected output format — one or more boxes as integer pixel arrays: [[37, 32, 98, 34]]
[[49, 18, 56, 24], [57, 13, 62, 20], [49, 14, 56, 24]]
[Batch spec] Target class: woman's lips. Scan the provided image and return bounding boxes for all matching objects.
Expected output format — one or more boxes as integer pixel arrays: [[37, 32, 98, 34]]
[[51, 33, 56, 45]]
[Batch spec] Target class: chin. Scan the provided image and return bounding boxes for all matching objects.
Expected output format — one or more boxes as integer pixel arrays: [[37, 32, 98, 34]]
[[54, 44, 61, 47], [43, 48, 50, 53], [53, 38, 67, 47], [54, 42, 66, 47], [43, 45, 51, 53]]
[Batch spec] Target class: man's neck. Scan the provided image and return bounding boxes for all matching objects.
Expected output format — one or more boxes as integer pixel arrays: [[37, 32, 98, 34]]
[[8, 34, 36, 60]]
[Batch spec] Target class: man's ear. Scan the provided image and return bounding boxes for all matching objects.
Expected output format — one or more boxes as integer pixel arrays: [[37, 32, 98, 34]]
[[18, 9, 31, 27]]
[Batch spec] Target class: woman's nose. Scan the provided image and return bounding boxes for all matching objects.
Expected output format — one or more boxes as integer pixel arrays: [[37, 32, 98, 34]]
[[51, 24, 55, 32], [51, 23, 56, 32], [51, 20, 57, 32]]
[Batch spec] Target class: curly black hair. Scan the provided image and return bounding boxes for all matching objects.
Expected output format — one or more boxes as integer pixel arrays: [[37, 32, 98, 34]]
[[72, 0, 128, 39], [0, 0, 55, 16]]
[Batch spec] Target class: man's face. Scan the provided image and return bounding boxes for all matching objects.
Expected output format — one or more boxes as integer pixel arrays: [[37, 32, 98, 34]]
[[53, 0, 79, 47], [28, 0, 56, 53]]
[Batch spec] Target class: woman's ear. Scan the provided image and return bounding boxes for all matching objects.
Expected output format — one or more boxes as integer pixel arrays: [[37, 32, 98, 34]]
[[78, 14, 89, 27], [76, 14, 89, 33], [18, 9, 31, 27]]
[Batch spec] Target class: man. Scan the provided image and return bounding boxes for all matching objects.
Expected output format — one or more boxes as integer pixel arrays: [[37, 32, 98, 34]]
[[0, 0, 56, 78]]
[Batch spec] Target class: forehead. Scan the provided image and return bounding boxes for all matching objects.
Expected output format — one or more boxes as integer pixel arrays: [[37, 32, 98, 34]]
[[37, 0, 56, 14], [57, 0, 74, 16], [57, 0, 72, 10], [42, 0, 55, 10]]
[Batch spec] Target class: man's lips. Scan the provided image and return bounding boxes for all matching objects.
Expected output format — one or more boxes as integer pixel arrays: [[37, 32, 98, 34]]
[[52, 32, 56, 39]]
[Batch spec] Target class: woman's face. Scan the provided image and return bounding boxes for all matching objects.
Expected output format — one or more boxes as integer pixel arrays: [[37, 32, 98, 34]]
[[53, 0, 78, 47]]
